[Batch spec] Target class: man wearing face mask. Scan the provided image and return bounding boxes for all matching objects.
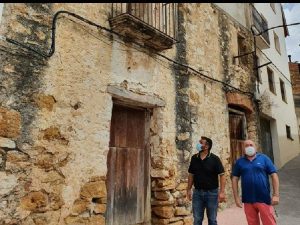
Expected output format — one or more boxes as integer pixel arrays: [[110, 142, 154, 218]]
[[187, 136, 226, 225], [231, 139, 279, 225]]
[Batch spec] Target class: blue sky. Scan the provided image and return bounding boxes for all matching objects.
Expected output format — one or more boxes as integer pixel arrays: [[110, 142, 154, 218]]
[[283, 3, 300, 62]]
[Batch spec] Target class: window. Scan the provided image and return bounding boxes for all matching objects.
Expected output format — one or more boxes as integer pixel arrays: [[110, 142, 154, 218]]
[[274, 32, 281, 54], [279, 78, 287, 102], [270, 3, 276, 13], [267, 67, 276, 94], [255, 55, 262, 83], [286, 125, 293, 140], [238, 35, 247, 65]]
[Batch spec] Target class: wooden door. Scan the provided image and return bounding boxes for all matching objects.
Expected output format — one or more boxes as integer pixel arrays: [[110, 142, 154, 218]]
[[260, 118, 274, 162], [107, 104, 150, 225], [229, 110, 247, 170]]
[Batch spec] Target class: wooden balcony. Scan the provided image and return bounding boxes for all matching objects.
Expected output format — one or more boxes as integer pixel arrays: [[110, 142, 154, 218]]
[[251, 5, 270, 49], [109, 3, 177, 51]]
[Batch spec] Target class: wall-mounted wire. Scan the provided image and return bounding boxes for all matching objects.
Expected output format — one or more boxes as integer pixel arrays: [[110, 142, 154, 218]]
[[3, 9, 254, 97]]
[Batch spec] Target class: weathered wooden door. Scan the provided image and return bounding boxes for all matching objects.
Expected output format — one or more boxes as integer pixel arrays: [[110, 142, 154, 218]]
[[260, 117, 274, 162], [229, 110, 247, 170], [107, 104, 151, 225]]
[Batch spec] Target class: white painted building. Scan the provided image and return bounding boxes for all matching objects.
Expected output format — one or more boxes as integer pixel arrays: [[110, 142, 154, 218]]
[[215, 3, 300, 168]]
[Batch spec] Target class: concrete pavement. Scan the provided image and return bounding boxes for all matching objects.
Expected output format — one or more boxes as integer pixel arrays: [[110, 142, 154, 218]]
[[276, 154, 300, 225], [214, 204, 248, 225], [201, 153, 300, 225]]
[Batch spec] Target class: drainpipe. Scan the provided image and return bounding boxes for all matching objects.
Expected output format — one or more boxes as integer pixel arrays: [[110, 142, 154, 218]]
[[250, 25, 262, 149], [251, 25, 258, 93]]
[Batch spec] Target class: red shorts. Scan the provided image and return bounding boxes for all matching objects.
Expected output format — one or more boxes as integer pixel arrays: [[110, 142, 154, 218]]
[[244, 203, 276, 225]]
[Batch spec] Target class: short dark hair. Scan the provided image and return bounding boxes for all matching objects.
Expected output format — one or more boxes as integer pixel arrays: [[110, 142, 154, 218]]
[[201, 136, 213, 151]]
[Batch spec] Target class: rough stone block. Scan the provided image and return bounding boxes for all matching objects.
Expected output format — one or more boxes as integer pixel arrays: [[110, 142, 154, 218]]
[[175, 207, 191, 216], [0, 172, 18, 196], [183, 216, 193, 225], [177, 132, 190, 141], [87, 215, 105, 225], [170, 220, 184, 225], [72, 199, 89, 215], [34, 152, 55, 170], [42, 126, 63, 141], [151, 169, 170, 178], [80, 181, 107, 200], [0, 108, 21, 138], [151, 198, 175, 206], [34, 94, 56, 111], [20, 191, 49, 212], [176, 183, 188, 191], [176, 198, 189, 207], [6, 151, 29, 163], [64, 216, 86, 224], [93, 203, 106, 214], [170, 216, 183, 222], [151, 217, 170, 225], [49, 192, 64, 210], [154, 191, 171, 201], [152, 206, 175, 219], [0, 137, 16, 148], [155, 179, 176, 188]]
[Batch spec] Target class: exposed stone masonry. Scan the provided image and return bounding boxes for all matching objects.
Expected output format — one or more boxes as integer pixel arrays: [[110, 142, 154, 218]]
[[0, 3, 260, 225]]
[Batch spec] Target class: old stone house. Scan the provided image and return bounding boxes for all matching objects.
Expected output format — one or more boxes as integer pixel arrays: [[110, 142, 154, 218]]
[[0, 3, 261, 225]]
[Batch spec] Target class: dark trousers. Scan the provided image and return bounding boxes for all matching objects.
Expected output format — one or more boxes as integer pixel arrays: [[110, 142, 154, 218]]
[[192, 188, 219, 225]]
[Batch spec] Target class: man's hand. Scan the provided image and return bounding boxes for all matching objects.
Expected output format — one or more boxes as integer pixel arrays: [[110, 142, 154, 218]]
[[218, 192, 226, 203], [232, 176, 242, 208], [271, 195, 279, 205], [235, 198, 243, 208], [187, 189, 192, 201]]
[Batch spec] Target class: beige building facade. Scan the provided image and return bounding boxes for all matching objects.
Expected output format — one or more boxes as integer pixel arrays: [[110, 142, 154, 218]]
[[0, 3, 267, 225]]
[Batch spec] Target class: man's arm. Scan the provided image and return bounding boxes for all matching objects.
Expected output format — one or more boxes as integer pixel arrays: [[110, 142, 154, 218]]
[[187, 173, 193, 201], [270, 172, 280, 205], [218, 173, 226, 202], [232, 176, 242, 208]]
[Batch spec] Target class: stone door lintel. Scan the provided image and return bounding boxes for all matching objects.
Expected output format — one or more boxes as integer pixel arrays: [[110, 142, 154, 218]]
[[107, 85, 166, 108]]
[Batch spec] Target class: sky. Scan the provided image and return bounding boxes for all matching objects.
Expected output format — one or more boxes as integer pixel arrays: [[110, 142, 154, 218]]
[[283, 3, 300, 62]]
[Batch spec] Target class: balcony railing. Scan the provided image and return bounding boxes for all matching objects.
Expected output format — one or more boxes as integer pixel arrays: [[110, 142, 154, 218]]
[[251, 5, 270, 45], [109, 3, 178, 50]]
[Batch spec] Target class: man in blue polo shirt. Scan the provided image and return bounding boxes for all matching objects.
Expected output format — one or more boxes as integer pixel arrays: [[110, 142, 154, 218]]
[[231, 139, 279, 225]]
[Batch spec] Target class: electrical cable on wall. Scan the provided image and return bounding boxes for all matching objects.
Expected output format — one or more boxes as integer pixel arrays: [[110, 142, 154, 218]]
[[3, 10, 254, 97]]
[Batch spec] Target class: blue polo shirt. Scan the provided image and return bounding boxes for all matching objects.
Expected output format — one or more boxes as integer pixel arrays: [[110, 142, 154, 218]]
[[232, 153, 277, 205]]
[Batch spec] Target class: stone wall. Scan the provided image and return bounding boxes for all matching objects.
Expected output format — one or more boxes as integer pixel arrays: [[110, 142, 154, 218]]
[[0, 3, 257, 224]]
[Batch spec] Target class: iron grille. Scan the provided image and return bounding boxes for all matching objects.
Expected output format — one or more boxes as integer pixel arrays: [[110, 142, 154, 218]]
[[252, 5, 270, 44], [111, 3, 178, 40]]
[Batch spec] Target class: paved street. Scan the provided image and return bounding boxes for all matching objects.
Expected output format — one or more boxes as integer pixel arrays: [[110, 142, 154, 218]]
[[276, 154, 300, 225], [201, 154, 300, 225]]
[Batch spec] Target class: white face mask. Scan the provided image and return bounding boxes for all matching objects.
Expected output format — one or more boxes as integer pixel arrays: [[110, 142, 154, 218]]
[[245, 146, 256, 156]]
